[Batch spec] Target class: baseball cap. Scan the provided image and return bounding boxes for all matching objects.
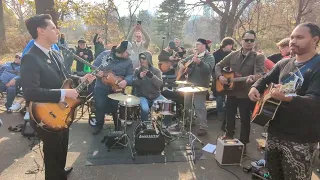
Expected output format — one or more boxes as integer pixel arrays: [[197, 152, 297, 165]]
[[169, 41, 176, 49]]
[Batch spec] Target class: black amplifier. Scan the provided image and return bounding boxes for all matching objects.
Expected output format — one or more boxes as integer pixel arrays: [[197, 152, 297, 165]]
[[134, 122, 165, 155]]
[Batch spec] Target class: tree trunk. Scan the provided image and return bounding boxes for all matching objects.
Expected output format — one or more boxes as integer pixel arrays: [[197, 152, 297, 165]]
[[219, 16, 228, 40], [0, 0, 5, 41], [295, 0, 303, 26], [35, 0, 58, 27]]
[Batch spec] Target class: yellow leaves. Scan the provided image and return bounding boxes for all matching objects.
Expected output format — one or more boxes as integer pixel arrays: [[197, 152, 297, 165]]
[[18, 0, 24, 5]]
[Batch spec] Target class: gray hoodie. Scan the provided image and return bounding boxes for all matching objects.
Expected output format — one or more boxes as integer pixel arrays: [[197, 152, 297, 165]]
[[133, 51, 163, 100]]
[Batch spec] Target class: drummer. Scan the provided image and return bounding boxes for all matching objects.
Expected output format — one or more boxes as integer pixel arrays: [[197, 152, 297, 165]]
[[133, 51, 166, 122], [92, 41, 134, 134]]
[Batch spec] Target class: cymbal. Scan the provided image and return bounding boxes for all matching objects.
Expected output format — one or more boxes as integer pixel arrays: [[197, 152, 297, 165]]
[[108, 93, 140, 105], [175, 80, 193, 85], [177, 86, 208, 92]]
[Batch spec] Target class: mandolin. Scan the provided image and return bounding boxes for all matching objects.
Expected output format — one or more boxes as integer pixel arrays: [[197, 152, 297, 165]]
[[29, 64, 103, 132], [59, 46, 124, 92]]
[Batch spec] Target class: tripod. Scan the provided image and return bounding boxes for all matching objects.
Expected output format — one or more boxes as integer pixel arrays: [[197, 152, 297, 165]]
[[108, 100, 135, 160]]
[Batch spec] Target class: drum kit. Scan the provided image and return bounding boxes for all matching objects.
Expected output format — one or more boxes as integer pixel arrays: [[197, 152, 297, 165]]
[[105, 80, 208, 162]]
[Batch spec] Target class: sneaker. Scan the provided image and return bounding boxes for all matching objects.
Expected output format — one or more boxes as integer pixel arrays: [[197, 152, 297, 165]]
[[24, 112, 30, 120], [6, 109, 12, 114], [10, 103, 21, 111], [251, 159, 266, 169]]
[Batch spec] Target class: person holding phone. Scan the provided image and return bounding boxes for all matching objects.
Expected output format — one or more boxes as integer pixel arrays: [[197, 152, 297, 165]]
[[127, 21, 151, 69]]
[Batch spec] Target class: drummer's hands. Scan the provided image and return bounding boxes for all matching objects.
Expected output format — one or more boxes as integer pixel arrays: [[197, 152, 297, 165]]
[[118, 80, 127, 89]]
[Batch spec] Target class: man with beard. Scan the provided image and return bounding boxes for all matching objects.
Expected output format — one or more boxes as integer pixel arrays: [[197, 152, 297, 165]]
[[92, 41, 134, 135], [249, 23, 320, 180], [211, 37, 235, 131], [215, 30, 265, 153], [75, 39, 93, 72]]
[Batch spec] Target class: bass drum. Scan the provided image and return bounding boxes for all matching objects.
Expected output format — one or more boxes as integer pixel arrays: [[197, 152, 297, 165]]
[[134, 122, 165, 155]]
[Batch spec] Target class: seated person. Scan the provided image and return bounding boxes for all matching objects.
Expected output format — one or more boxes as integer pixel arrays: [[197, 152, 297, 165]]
[[0, 53, 21, 113], [133, 51, 165, 122]]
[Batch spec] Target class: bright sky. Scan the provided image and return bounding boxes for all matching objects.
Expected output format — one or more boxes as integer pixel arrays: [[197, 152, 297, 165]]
[[93, 0, 203, 16]]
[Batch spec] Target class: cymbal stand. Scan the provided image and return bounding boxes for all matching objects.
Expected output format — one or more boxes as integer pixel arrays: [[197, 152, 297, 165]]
[[187, 90, 204, 163], [109, 100, 135, 160]]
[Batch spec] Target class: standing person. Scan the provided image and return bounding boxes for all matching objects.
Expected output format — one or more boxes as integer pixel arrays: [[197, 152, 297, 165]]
[[212, 37, 235, 131], [127, 23, 151, 69], [20, 14, 96, 180], [215, 30, 265, 153], [75, 39, 93, 72], [267, 38, 291, 64], [249, 23, 320, 180], [158, 41, 180, 76], [92, 41, 133, 134], [133, 51, 165, 122], [178, 38, 215, 136], [0, 53, 21, 113], [174, 38, 187, 58], [58, 33, 68, 48], [93, 31, 105, 59]]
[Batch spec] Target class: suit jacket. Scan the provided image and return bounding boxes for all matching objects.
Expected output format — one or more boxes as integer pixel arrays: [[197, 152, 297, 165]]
[[21, 45, 79, 103], [215, 49, 265, 98]]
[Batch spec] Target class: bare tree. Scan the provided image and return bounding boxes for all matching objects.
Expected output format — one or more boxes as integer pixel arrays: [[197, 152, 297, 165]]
[[4, 0, 34, 33], [189, 0, 254, 40]]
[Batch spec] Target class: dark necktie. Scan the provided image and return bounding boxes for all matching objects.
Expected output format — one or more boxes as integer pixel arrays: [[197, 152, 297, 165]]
[[49, 51, 66, 79]]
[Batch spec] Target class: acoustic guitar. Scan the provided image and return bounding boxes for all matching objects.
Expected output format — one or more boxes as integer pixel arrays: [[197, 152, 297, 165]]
[[176, 51, 204, 81], [215, 68, 262, 92], [59, 46, 124, 92], [251, 82, 296, 126], [158, 50, 181, 73], [29, 64, 103, 132]]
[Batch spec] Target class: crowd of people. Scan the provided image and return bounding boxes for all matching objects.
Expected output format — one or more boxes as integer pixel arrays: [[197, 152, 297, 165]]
[[1, 13, 320, 180]]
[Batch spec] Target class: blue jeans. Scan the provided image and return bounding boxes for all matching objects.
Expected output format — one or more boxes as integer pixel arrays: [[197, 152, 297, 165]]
[[216, 95, 225, 115], [94, 86, 119, 129], [0, 82, 16, 110], [140, 95, 166, 122]]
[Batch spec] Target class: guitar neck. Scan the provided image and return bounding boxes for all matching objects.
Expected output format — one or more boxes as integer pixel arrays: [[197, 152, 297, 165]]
[[231, 76, 248, 82], [74, 64, 102, 93]]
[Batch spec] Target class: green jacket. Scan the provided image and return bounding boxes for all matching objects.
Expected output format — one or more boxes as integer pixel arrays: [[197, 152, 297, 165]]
[[180, 51, 215, 88]]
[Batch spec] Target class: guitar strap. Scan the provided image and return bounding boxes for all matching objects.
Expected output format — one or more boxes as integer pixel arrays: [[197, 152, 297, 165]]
[[282, 54, 320, 84]]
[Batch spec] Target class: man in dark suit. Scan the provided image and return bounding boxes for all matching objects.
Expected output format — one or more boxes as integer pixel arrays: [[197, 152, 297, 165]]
[[20, 14, 96, 180]]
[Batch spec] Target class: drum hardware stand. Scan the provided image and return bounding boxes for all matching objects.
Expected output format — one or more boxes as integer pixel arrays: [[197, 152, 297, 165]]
[[108, 101, 135, 160]]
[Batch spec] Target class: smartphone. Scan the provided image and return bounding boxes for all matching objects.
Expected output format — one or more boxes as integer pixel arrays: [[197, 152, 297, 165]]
[[137, 21, 142, 25]]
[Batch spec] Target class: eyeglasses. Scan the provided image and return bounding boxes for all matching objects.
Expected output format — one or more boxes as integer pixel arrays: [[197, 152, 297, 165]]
[[243, 39, 255, 43], [140, 57, 147, 60]]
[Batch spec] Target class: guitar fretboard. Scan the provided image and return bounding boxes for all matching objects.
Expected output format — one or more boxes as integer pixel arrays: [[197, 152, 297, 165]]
[[75, 64, 101, 93]]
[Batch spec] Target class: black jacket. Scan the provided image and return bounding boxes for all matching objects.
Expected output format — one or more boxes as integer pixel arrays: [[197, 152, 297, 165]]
[[21, 45, 79, 103], [75, 47, 93, 72], [252, 56, 320, 143]]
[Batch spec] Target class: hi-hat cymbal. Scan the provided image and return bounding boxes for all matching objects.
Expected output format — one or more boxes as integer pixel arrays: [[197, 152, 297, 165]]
[[177, 86, 208, 92], [175, 80, 193, 85], [108, 93, 140, 105]]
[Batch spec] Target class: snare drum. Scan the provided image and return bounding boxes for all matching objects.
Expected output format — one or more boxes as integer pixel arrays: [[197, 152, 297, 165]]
[[154, 100, 176, 115], [118, 103, 140, 121]]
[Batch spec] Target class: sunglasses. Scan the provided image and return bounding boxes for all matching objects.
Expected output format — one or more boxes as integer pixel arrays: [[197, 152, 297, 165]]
[[243, 39, 255, 43]]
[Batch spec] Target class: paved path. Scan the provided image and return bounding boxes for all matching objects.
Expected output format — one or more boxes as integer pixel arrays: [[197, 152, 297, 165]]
[[0, 104, 319, 180]]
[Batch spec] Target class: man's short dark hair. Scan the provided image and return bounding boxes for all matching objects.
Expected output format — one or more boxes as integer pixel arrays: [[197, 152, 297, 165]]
[[242, 30, 256, 39], [299, 22, 320, 45], [220, 37, 235, 48], [25, 14, 52, 39]]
